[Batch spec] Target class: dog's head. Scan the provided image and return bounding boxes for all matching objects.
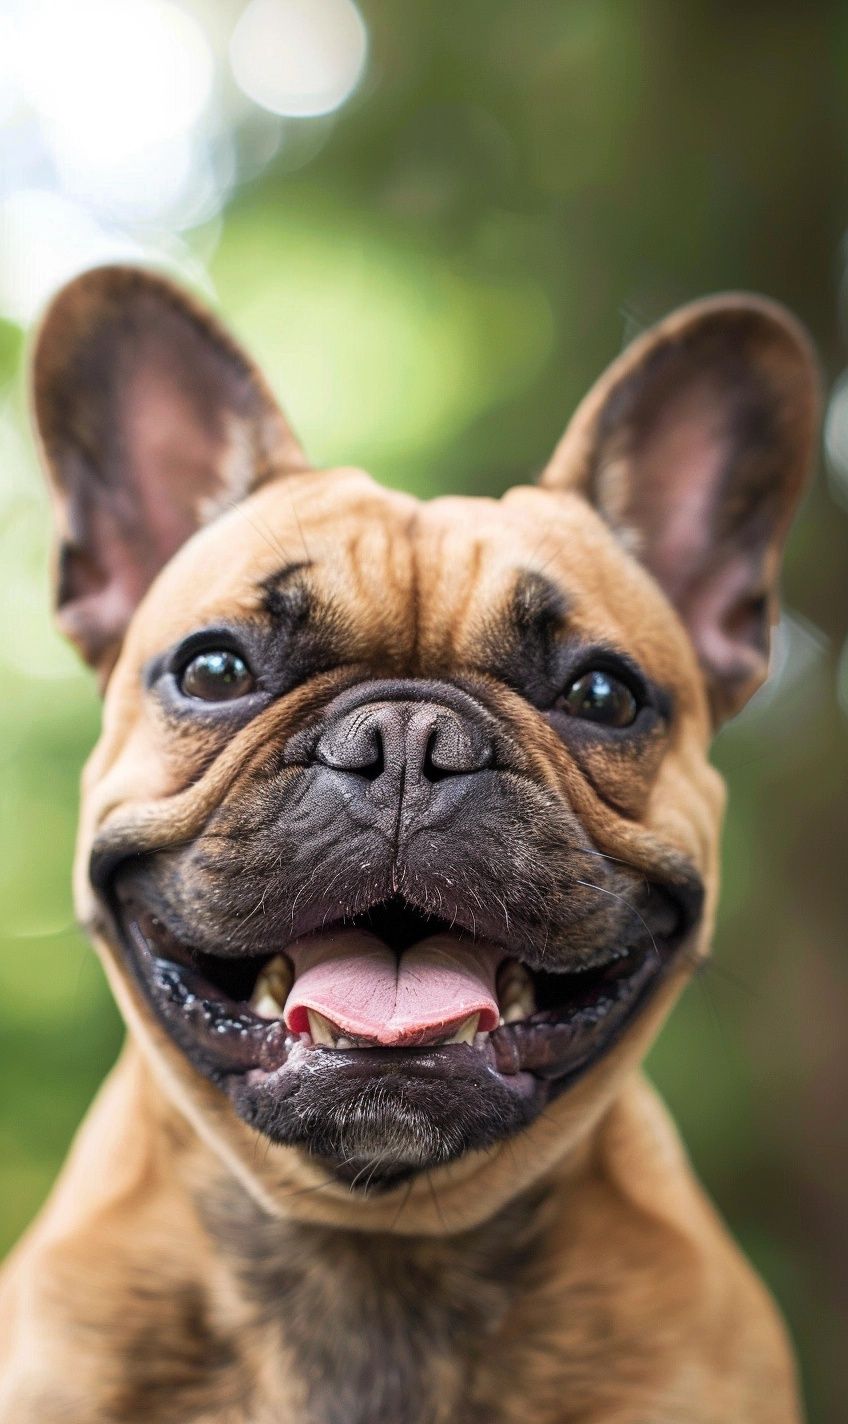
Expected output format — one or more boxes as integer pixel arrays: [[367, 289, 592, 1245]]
[[31, 267, 818, 1228]]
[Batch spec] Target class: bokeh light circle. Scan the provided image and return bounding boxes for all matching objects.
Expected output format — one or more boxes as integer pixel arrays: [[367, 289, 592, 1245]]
[[16, 0, 214, 160], [230, 0, 367, 119]]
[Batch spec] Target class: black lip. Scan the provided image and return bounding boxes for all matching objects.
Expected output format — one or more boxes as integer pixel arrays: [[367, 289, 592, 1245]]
[[111, 882, 689, 1092], [101, 871, 699, 1184]]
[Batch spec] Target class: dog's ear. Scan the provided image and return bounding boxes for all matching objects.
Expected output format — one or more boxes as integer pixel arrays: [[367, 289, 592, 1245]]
[[31, 264, 308, 682], [540, 296, 820, 724]]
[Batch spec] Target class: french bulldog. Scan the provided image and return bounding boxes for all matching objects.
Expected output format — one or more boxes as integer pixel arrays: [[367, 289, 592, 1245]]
[[0, 266, 819, 1423]]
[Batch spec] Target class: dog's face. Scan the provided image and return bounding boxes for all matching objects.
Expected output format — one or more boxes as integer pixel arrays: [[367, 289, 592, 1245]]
[[31, 268, 818, 1225]]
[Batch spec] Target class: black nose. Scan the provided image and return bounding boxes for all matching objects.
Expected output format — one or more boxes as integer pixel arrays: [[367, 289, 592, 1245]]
[[316, 697, 493, 787]]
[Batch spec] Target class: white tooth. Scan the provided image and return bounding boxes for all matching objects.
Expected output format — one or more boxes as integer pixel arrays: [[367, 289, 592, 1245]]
[[266, 979, 289, 1008], [307, 1008, 338, 1047], [497, 961, 535, 1023], [447, 1013, 479, 1045], [249, 974, 282, 1014], [249, 954, 294, 1018], [251, 990, 284, 1021], [264, 954, 293, 1000]]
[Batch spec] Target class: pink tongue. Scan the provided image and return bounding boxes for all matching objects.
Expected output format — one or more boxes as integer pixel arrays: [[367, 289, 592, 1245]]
[[284, 928, 500, 1046]]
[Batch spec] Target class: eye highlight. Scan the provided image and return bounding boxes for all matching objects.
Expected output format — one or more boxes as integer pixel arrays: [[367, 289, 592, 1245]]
[[179, 649, 255, 702], [558, 669, 639, 728]]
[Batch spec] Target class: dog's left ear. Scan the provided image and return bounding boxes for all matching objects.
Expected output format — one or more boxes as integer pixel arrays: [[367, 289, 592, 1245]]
[[31, 264, 309, 683], [540, 296, 820, 724]]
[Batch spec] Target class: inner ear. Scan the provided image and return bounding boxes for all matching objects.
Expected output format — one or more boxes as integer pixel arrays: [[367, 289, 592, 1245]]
[[32, 264, 309, 682], [540, 296, 820, 724]]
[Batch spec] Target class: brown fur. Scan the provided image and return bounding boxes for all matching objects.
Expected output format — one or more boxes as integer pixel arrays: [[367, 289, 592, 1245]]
[[0, 267, 819, 1421]]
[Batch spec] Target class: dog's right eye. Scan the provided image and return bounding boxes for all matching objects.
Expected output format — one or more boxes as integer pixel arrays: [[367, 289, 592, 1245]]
[[179, 649, 255, 702]]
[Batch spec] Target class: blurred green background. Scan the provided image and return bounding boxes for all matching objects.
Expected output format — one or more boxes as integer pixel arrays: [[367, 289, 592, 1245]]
[[1, 1, 846, 1418]]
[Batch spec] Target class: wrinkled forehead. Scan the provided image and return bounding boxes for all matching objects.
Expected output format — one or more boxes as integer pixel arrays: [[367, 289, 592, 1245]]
[[122, 467, 699, 694]]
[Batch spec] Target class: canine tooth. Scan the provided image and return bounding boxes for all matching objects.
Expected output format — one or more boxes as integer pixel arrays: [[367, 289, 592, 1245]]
[[307, 1009, 338, 1047], [497, 961, 535, 1023], [249, 954, 293, 1018], [252, 991, 284, 1021], [249, 977, 283, 1015], [264, 954, 293, 998], [447, 1013, 479, 1045]]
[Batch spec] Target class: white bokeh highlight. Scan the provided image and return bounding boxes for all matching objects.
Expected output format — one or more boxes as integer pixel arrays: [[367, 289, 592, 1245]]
[[824, 368, 848, 514], [230, 0, 367, 118], [0, 190, 143, 324], [15, 0, 214, 159], [0, 0, 369, 328]]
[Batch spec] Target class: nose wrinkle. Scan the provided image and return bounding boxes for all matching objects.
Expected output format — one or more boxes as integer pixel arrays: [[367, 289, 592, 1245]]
[[343, 706, 385, 781]]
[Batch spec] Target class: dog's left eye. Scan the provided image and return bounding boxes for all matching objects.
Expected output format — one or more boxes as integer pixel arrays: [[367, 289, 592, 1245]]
[[179, 649, 255, 702], [558, 669, 639, 727]]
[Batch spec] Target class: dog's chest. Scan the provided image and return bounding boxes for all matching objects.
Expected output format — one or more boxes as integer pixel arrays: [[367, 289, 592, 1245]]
[[206, 1191, 545, 1424]]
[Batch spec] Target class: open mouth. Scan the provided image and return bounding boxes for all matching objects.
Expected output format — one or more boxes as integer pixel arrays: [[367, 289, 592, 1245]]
[[113, 887, 688, 1092]]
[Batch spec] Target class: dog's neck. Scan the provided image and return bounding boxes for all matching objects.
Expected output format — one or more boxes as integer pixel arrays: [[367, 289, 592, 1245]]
[[198, 1175, 551, 1424], [32, 1043, 720, 1424]]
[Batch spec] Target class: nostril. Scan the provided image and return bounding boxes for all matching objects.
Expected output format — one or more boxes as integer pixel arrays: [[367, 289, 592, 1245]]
[[421, 731, 443, 782], [421, 722, 491, 782], [315, 698, 493, 786], [317, 742, 385, 781], [316, 717, 386, 781], [356, 740, 385, 782], [421, 728, 457, 783]]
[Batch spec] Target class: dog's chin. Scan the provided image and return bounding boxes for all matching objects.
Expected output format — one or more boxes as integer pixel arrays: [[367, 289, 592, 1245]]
[[231, 1042, 545, 1189], [109, 888, 694, 1188]]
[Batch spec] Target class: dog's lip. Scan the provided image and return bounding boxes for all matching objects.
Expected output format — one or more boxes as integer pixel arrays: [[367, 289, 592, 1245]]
[[111, 885, 680, 1088]]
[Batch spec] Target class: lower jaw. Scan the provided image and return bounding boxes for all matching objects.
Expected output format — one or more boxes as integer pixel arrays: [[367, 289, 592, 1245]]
[[115, 912, 677, 1181], [229, 1037, 548, 1186]]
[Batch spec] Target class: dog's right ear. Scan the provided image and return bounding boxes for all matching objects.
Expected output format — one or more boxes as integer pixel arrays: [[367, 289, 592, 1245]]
[[539, 295, 820, 725], [31, 265, 308, 684]]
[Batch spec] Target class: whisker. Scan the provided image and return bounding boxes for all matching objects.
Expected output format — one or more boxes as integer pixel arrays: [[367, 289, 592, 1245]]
[[226, 499, 291, 566], [388, 1179, 414, 1230], [426, 1170, 447, 1229], [573, 877, 663, 970], [571, 845, 635, 868], [290, 498, 312, 563], [278, 1169, 347, 1200], [698, 956, 764, 1002]]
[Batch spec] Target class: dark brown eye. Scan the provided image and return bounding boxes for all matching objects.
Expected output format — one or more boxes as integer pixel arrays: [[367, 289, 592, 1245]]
[[180, 649, 254, 702], [559, 669, 639, 727]]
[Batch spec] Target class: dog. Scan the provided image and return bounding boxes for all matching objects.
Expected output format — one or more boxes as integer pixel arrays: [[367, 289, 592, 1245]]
[[0, 265, 818, 1423]]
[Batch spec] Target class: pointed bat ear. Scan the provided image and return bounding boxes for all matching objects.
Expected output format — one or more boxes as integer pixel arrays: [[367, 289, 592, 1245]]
[[31, 265, 309, 683], [540, 295, 821, 724]]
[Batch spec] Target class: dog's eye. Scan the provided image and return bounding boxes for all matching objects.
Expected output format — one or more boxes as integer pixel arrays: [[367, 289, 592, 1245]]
[[559, 669, 639, 727], [179, 650, 254, 702]]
